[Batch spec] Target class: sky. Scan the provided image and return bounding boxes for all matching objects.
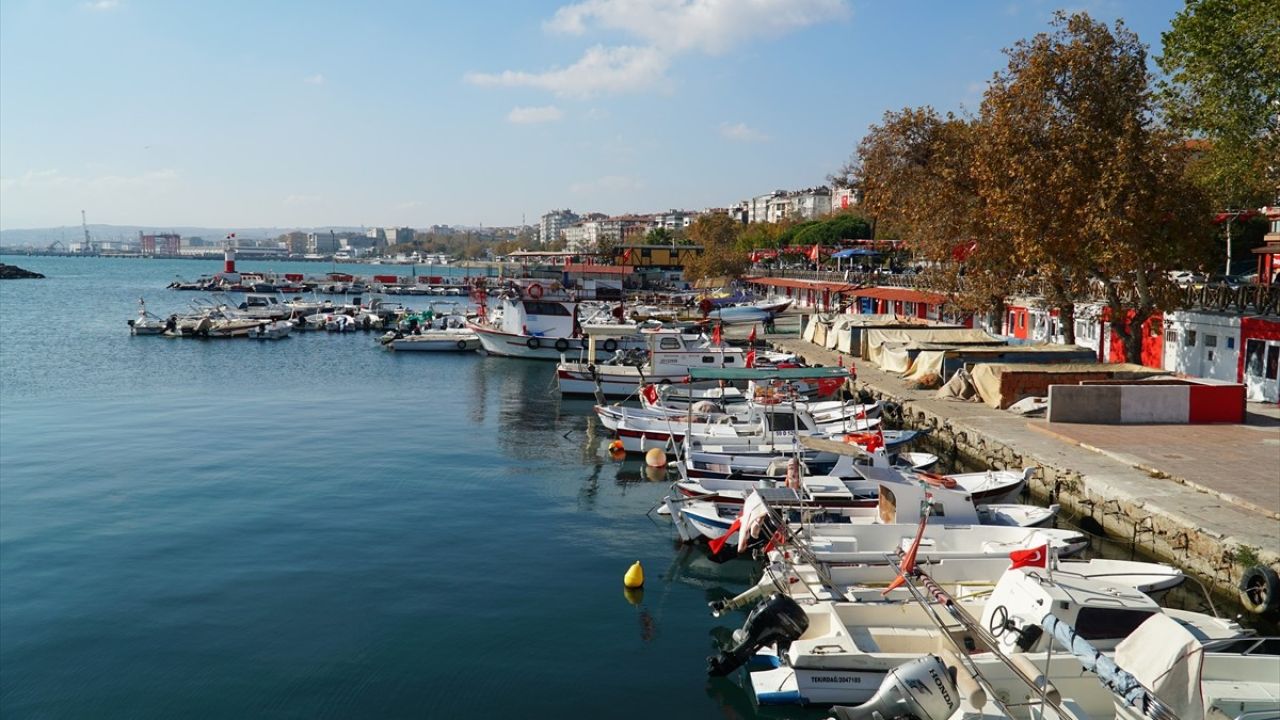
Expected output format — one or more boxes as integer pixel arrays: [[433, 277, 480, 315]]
[[0, 0, 1187, 231]]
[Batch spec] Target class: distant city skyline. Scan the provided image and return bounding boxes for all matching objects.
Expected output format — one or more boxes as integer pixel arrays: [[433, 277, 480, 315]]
[[0, 0, 1185, 230]]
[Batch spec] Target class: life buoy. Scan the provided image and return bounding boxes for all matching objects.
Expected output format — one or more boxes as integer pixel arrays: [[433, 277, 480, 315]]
[[554, 338, 569, 352], [1239, 565, 1280, 614], [526, 336, 541, 350], [527, 283, 544, 299], [602, 339, 618, 353], [456, 339, 468, 351]]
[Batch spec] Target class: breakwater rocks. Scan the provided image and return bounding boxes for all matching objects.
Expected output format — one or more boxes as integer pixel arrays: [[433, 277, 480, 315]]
[[0, 264, 45, 279]]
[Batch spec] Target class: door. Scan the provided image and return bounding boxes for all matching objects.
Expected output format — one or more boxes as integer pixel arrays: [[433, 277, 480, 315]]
[[1243, 339, 1280, 402]]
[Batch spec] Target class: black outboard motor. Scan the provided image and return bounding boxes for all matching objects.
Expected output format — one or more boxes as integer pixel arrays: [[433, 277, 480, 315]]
[[707, 593, 808, 677]]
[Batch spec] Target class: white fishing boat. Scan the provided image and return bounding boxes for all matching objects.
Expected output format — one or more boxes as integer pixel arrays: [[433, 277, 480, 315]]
[[467, 281, 643, 360], [247, 320, 293, 340], [707, 297, 793, 325], [555, 329, 746, 397], [722, 567, 1251, 705], [599, 402, 881, 454], [380, 328, 480, 352]]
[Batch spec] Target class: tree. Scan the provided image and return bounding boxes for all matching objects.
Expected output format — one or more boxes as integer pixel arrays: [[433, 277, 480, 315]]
[[975, 12, 1212, 357], [1157, 0, 1280, 209], [683, 213, 747, 281], [852, 107, 1017, 327]]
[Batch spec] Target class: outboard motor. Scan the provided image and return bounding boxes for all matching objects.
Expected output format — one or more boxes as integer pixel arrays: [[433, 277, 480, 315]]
[[707, 593, 808, 677], [830, 655, 961, 720]]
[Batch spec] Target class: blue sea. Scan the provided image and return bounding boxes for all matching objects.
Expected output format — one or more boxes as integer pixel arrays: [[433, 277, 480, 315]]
[[0, 257, 811, 719]]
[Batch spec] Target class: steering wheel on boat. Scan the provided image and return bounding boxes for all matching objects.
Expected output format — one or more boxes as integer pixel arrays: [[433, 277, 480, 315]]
[[988, 605, 1011, 637]]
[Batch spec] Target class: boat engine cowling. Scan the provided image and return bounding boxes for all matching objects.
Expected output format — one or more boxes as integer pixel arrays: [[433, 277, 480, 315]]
[[706, 592, 808, 677], [829, 655, 961, 720]]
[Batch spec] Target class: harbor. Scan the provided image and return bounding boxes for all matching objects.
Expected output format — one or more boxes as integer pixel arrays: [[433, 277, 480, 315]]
[[3, 255, 1278, 719]]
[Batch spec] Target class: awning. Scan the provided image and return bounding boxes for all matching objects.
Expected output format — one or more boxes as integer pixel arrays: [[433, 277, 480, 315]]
[[687, 366, 853, 381], [830, 248, 881, 258]]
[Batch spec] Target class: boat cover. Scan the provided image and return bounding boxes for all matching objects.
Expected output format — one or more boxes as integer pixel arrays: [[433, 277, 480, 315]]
[[1114, 614, 1205, 720], [687, 367, 852, 381]]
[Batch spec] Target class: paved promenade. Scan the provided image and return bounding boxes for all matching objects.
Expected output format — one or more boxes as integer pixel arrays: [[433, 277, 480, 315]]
[[760, 324, 1280, 587]]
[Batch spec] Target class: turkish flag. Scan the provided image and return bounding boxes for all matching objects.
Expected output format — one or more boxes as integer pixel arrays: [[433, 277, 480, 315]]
[[808, 243, 822, 263], [641, 384, 659, 406], [1009, 544, 1048, 569], [745, 349, 756, 368], [712, 323, 722, 345], [748, 325, 757, 343], [883, 511, 929, 595]]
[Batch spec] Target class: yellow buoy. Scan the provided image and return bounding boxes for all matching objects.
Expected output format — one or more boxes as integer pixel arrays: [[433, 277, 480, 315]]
[[624, 560, 644, 588], [644, 447, 667, 468]]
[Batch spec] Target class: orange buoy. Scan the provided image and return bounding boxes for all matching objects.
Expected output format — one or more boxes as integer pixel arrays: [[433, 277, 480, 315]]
[[644, 448, 667, 468]]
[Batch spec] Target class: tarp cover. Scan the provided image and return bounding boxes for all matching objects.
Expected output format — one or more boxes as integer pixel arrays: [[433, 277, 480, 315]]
[[968, 362, 1165, 409], [1115, 614, 1205, 720], [876, 343, 913, 373], [687, 366, 852, 381], [863, 327, 1001, 362], [902, 350, 946, 381], [936, 367, 982, 402]]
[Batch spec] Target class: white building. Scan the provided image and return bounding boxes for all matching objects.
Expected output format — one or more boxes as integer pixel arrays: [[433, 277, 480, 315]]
[[540, 209, 579, 246], [308, 231, 339, 254], [1162, 310, 1242, 382], [742, 187, 833, 224]]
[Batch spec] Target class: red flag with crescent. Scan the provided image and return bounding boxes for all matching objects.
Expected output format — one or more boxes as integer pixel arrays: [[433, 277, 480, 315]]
[[1009, 544, 1048, 569]]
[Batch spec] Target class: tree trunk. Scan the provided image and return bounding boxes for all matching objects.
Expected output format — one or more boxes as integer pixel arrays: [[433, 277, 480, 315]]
[[987, 295, 1005, 334], [1060, 303, 1076, 345]]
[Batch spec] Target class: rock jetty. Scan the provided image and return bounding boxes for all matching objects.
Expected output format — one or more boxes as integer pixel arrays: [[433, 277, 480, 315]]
[[0, 264, 45, 279]]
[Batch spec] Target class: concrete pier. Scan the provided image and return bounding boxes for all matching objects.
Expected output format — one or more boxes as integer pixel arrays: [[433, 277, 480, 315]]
[[763, 321, 1280, 609]]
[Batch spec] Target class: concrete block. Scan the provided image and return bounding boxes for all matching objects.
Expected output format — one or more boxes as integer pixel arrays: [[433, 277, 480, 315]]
[[1047, 385, 1122, 423], [1120, 385, 1190, 423]]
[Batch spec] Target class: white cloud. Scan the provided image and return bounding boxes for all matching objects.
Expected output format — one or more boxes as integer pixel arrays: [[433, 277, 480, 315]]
[[507, 105, 565, 124], [570, 174, 645, 193], [719, 121, 768, 142], [303, 74, 326, 86], [545, 0, 849, 54], [284, 194, 321, 205], [84, 0, 120, 10], [466, 45, 668, 98]]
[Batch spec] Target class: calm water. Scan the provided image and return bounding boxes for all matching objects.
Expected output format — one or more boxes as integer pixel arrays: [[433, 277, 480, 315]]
[[0, 257, 810, 719]]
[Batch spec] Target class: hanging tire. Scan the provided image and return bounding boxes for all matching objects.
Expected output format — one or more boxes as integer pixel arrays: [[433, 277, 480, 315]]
[[602, 339, 618, 352], [1239, 565, 1280, 614], [527, 337, 541, 350], [554, 338, 569, 352], [456, 340, 468, 351]]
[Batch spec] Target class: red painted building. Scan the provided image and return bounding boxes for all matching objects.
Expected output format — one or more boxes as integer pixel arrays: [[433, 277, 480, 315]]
[[1101, 307, 1165, 368], [1240, 315, 1280, 403]]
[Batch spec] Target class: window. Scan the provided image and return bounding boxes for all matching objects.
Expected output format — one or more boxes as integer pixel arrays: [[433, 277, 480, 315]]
[[1268, 345, 1279, 380], [1166, 329, 1179, 345], [1246, 340, 1265, 377], [1149, 322, 1160, 338], [1205, 334, 1217, 348], [1020, 314, 1026, 329], [701, 356, 717, 363], [1075, 608, 1157, 641], [766, 413, 799, 432], [1227, 337, 1235, 350], [1185, 330, 1197, 347], [659, 337, 681, 350], [522, 301, 571, 316]]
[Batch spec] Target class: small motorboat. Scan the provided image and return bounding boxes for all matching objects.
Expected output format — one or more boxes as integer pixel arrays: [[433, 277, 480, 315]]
[[380, 329, 480, 352], [127, 299, 168, 335]]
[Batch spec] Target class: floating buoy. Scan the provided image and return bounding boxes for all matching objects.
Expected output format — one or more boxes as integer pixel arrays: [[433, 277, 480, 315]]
[[645, 448, 667, 468], [624, 560, 644, 588], [608, 440, 624, 453], [623, 586, 645, 606]]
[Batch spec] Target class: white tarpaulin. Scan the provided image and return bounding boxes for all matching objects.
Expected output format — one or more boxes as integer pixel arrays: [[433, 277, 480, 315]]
[[877, 343, 913, 373], [862, 327, 1001, 360], [902, 350, 945, 381], [968, 362, 1166, 408], [936, 367, 981, 402]]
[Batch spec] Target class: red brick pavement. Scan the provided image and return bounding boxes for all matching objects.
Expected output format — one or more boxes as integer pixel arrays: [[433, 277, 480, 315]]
[[1031, 419, 1280, 517]]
